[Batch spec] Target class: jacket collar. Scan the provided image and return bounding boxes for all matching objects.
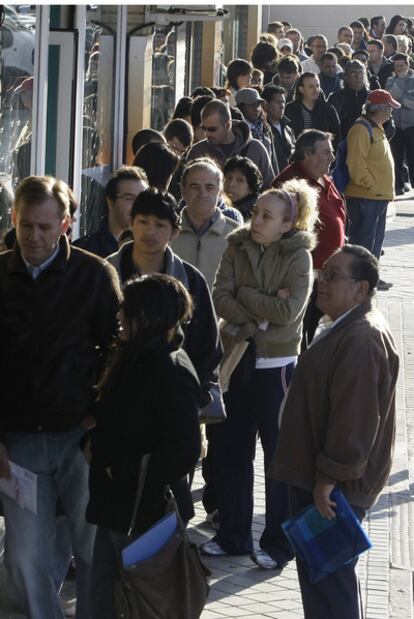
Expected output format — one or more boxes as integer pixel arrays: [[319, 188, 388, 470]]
[[181, 207, 228, 236], [8, 235, 71, 275], [327, 299, 374, 338]]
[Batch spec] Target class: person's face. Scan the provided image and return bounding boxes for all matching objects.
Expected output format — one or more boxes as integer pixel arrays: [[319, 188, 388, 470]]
[[286, 32, 300, 51], [201, 112, 231, 145], [131, 213, 179, 257], [250, 194, 292, 246], [167, 136, 187, 156], [108, 179, 147, 232], [394, 20, 407, 35], [338, 28, 353, 45], [264, 93, 286, 121], [346, 67, 365, 91], [236, 72, 252, 90], [299, 76, 321, 103], [373, 19, 386, 37], [279, 71, 299, 91], [181, 167, 221, 217], [382, 38, 394, 57], [303, 138, 335, 178], [367, 44, 383, 64], [224, 170, 251, 203], [352, 27, 364, 44], [279, 45, 293, 57], [13, 198, 69, 266], [250, 73, 264, 88], [375, 104, 393, 125], [394, 58, 410, 77], [311, 37, 327, 61], [320, 58, 338, 78], [241, 101, 262, 123], [316, 251, 366, 320], [397, 38, 409, 54], [274, 26, 284, 40]]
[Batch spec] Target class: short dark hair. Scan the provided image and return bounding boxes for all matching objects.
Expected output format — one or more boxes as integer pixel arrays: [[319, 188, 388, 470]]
[[340, 245, 379, 294], [262, 83, 286, 102], [350, 20, 364, 30], [352, 50, 369, 61], [267, 21, 284, 34], [338, 26, 352, 37], [276, 55, 301, 75], [223, 156, 263, 195], [190, 95, 214, 128], [251, 41, 278, 71], [393, 52, 410, 64], [190, 86, 215, 99], [172, 96, 193, 120], [130, 187, 181, 228], [131, 129, 165, 156], [320, 52, 338, 64], [163, 118, 194, 148], [292, 129, 332, 161], [371, 15, 385, 29], [367, 39, 384, 51], [133, 143, 179, 190], [382, 34, 398, 52], [226, 58, 252, 90], [105, 166, 148, 201]]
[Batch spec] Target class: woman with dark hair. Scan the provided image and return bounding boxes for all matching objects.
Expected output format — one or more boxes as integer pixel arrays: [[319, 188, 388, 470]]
[[225, 58, 253, 105], [223, 156, 263, 220], [250, 41, 280, 84], [86, 273, 202, 618], [172, 96, 193, 123], [386, 15, 407, 35], [133, 142, 179, 191]]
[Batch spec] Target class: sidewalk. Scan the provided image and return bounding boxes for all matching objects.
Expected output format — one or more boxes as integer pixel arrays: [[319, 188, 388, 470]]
[[188, 197, 414, 619], [0, 198, 413, 618]]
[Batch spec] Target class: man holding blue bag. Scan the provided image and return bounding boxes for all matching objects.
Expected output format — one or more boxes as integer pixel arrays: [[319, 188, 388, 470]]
[[270, 244, 399, 618]]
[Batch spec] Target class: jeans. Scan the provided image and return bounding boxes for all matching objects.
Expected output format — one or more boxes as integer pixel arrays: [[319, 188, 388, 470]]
[[289, 486, 366, 619], [210, 365, 295, 561], [1, 429, 95, 619], [346, 198, 388, 259], [91, 526, 131, 619]]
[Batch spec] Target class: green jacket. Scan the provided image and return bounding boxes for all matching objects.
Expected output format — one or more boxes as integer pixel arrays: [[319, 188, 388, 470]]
[[212, 226, 315, 357]]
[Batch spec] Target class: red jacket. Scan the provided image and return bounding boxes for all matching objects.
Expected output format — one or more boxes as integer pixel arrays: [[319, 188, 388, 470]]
[[273, 162, 346, 269]]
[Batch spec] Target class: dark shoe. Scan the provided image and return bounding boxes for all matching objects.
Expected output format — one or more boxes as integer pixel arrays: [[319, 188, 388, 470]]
[[205, 509, 220, 530], [250, 550, 288, 570], [377, 279, 393, 291]]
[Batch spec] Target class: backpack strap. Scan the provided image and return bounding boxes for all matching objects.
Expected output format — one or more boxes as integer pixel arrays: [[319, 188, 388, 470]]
[[355, 118, 373, 143]]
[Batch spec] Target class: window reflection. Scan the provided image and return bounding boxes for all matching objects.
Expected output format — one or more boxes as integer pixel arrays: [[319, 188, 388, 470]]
[[80, 7, 116, 236], [0, 4, 36, 246], [151, 26, 175, 131]]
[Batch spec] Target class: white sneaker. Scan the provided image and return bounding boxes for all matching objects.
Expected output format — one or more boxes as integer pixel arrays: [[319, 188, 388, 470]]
[[250, 550, 286, 570], [199, 539, 227, 556]]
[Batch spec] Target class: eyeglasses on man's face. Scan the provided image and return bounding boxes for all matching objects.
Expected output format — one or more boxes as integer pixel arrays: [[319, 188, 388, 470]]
[[317, 268, 357, 283]]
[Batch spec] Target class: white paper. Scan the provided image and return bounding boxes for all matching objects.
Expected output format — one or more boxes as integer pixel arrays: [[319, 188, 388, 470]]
[[0, 461, 37, 514]]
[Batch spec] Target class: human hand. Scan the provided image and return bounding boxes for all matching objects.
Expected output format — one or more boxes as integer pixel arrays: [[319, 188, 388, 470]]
[[0, 442, 11, 479], [277, 288, 291, 300], [313, 481, 336, 519]]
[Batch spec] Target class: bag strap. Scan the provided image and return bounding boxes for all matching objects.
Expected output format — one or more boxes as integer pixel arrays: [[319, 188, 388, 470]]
[[127, 453, 151, 536], [355, 118, 373, 142]]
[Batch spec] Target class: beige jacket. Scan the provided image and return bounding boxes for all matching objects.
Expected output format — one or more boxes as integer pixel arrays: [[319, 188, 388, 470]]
[[171, 208, 239, 290]]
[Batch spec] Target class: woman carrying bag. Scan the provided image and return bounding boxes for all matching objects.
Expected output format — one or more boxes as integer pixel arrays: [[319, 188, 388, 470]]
[[84, 274, 205, 618], [201, 179, 318, 570]]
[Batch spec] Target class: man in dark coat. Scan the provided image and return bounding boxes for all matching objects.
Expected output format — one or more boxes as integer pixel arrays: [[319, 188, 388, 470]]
[[262, 83, 296, 172]]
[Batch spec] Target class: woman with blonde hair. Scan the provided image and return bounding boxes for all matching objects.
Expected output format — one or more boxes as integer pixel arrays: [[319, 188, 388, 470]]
[[200, 178, 318, 569]]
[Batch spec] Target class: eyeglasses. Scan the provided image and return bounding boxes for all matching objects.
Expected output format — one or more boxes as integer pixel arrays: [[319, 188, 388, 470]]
[[317, 269, 357, 283], [201, 125, 219, 133]]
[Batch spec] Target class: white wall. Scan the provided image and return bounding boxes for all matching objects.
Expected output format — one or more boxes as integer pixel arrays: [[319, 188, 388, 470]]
[[261, 5, 413, 47]]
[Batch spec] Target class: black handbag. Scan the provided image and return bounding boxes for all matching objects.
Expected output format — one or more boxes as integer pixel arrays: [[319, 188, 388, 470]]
[[114, 455, 211, 619], [198, 383, 227, 425]]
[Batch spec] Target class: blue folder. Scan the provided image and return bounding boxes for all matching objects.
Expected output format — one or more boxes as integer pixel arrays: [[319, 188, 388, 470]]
[[282, 488, 372, 583], [122, 511, 178, 567]]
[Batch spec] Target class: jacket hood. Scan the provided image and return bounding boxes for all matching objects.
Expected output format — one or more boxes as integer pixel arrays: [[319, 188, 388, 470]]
[[227, 224, 316, 253], [231, 119, 252, 150]]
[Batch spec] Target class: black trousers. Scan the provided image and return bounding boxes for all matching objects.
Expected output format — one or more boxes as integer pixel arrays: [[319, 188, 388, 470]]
[[390, 126, 414, 192], [289, 486, 366, 619]]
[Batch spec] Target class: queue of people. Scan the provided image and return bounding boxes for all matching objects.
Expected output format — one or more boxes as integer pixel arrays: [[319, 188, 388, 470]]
[[0, 11, 407, 619]]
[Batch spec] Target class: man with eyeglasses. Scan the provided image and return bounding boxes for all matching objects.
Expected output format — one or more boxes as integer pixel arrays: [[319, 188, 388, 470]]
[[270, 244, 399, 619], [74, 166, 148, 257], [186, 99, 275, 187]]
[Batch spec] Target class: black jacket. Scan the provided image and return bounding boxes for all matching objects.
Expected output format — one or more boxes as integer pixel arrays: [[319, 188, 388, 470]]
[[73, 216, 118, 258], [270, 118, 296, 173], [0, 236, 122, 439], [285, 97, 341, 150], [328, 86, 369, 139], [86, 340, 201, 534]]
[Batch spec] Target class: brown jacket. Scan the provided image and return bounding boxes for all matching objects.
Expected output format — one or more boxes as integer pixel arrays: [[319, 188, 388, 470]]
[[269, 300, 399, 508]]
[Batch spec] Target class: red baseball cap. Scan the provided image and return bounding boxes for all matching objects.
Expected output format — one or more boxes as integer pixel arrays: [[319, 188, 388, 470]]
[[366, 89, 401, 109]]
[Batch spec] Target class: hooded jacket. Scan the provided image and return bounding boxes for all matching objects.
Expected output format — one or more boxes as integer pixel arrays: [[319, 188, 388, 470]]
[[212, 226, 315, 357], [186, 120, 275, 187]]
